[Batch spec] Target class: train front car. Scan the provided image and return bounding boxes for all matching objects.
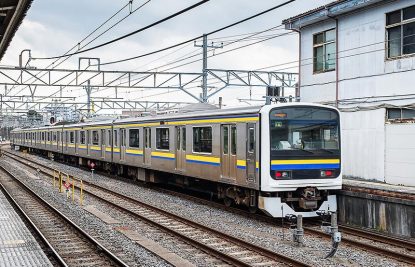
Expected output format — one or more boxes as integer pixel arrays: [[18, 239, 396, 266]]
[[259, 103, 341, 217]]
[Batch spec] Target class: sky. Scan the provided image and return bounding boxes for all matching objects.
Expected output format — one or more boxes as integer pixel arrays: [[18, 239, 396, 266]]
[[1, 0, 334, 112]]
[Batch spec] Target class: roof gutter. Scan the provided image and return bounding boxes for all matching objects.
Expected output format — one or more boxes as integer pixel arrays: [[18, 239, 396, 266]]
[[283, 0, 385, 30]]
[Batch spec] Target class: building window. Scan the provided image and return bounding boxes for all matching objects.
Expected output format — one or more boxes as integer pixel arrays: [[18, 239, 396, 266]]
[[313, 28, 336, 73], [129, 129, 140, 148], [80, 131, 86, 144], [386, 5, 415, 58], [156, 128, 169, 150], [387, 108, 415, 120], [92, 131, 99, 145], [193, 127, 212, 153]]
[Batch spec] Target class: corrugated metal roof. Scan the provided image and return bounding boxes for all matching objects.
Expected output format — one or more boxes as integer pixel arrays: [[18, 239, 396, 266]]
[[282, 0, 386, 29]]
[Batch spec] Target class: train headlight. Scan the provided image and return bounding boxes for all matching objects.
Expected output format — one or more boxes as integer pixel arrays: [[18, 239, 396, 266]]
[[320, 170, 334, 177], [275, 171, 291, 179]]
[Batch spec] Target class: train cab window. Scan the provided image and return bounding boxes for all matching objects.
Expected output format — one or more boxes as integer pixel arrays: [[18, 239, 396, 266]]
[[156, 128, 169, 150], [129, 129, 140, 148], [114, 130, 118, 147], [231, 126, 237, 155], [70, 132, 74, 143], [80, 131, 86, 144], [92, 131, 99, 145], [248, 127, 255, 153], [193, 127, 212, 153]]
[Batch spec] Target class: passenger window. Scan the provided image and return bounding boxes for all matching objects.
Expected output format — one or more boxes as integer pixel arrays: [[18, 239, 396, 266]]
[[248, 127, 255, 153], [156, 128, 169, 150], [231, 126, 237, 155], [193, 127, 212, 153], [129, 129, 140, 148]]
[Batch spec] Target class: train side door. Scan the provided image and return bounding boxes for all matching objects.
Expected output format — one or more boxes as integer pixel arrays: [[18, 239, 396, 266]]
[[120, 128, 126, 161], [75, 131, 79, 155], [143, 127, 151, 165], [86, 130, 90, 156], [246, 124, 256, 182], [221, 125, 237, 180], [175, 126, 186, 171], [101, 129, 106, 159]]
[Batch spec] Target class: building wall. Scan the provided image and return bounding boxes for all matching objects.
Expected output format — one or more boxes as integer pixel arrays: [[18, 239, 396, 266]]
[[299, 0, 415, 106], [385, 124, 415, 187], [341, 108, 385, 182], [297, 0, 415, 185]]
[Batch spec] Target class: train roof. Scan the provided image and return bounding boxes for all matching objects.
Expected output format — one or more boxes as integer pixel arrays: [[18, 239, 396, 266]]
[[12, 102, 339, 132]]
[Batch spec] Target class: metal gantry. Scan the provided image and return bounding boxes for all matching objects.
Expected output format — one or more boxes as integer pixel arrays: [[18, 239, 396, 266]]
[[0, 66, 297, 103]]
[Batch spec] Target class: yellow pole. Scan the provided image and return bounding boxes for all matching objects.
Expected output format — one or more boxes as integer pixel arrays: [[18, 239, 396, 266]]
[[53, 171, 56, 187], [72, 181, 75, 202], [59, 173, 62, 193], [80, 180, 84, 206]]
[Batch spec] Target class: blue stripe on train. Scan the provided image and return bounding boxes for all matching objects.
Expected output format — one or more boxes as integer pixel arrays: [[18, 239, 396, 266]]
[[186, 160, 220, 166], [271, 163, 340, 170]]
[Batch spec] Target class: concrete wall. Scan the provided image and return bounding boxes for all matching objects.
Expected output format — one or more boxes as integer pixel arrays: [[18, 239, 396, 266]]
[[337, 191, 415, 238], [299, 0, 415, 106], [385, 124, 415, 186], [341, 109, 385, 181]]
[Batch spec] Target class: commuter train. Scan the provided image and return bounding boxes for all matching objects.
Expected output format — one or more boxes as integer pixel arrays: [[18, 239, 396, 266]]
[[11, 103, 342, 217]]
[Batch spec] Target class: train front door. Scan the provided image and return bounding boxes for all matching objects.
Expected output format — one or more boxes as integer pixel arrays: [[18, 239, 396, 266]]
[[246, 124, 256, 182], [143, 127, 151, 165], [175, 126, 186, 171], [221, 125, 237, 180]]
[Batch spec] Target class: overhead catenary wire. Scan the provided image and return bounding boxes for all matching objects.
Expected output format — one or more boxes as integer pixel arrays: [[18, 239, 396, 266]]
[[96, 0, 296, 66], [32, 0, 211, 60]]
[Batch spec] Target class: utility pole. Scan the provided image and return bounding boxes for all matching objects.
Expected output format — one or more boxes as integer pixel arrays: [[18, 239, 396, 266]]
[[194, 34, 223, 103], [85, 80, 92, 118]]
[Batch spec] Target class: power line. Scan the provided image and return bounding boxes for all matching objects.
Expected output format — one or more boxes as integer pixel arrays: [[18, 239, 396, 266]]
[[97, 0, 296, 66], [32, 0, 210, 60]]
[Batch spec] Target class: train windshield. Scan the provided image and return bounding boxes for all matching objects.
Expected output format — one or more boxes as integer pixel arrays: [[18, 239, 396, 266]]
[[270, 107, 339, 156]]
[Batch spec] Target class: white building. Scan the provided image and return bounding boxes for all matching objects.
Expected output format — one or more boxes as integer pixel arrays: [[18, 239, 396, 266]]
[[283, 0, 415, 186]]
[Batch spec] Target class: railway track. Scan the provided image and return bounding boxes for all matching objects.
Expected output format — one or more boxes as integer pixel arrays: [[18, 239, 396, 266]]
[[2, 150, 310, 267], [0, 160, 128, 267], [4, 149, 415, 265]]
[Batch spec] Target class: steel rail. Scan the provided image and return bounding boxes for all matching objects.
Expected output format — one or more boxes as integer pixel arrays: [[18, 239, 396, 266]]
[[3, 150, 310, 267], [0, 158, 129, 267]]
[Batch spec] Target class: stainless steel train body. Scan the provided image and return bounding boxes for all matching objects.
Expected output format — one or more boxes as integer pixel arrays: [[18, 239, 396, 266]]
[[11, 103, 342, 217]]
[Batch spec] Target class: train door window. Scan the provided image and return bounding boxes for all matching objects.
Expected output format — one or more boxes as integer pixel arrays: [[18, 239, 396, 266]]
[[231, 126, 237, 155], [145, 128, 151, 148], [42, 132, 45, 141], [120, 129, 126, 146], [114, 130, 118, 147], [193, 127, 212, 153], [57, 132, 60, 142], [101, 130, 106, 146], [223, 126, 229, 154], [53, 132, 57, 142], [47, 132, 50, 142], [248, 127, 255, 152], [182, 128, 186, 150], [156, 128, 169, 150], [129, 129, 140, 148], [107, 129, 112, 146], [92, 131, 99, 145], [70, 132, 74, 143], [80, 131, 86, 144]]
